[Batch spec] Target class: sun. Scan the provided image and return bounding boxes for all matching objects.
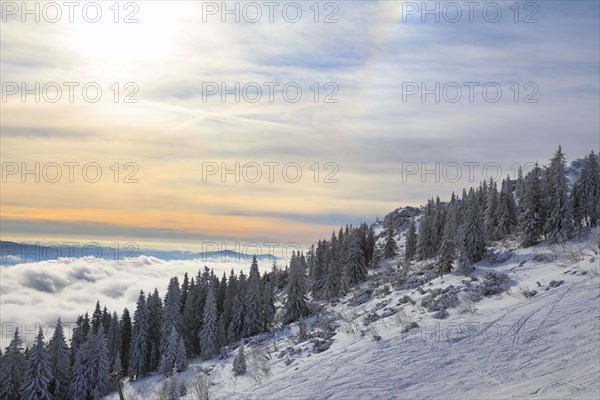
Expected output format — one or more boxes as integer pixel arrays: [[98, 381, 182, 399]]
[[64, 1, 191, 77]]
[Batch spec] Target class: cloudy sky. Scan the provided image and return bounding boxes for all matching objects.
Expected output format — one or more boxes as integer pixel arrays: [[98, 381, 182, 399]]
[[1, 0, 599, 251]]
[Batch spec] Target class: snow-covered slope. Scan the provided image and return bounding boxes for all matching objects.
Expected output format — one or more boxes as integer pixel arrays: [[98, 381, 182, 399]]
[[108, 233, 600, 400]]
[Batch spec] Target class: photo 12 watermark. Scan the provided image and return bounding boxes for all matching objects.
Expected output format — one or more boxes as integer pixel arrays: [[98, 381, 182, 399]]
[[200, 1, 339, 23], [1, 82, 140, 104], [401, 161, 536, 184], [400, 1, 540, 24], [201, 161, 339, 184], [201, 81, 339, 104], [0, 241, 140, 265], [199, 241, 310, 263], [2, 321, 78, 345], [401, 82, 539, 104], [0, 1, 140, 23], [1, 161, 140, 184]]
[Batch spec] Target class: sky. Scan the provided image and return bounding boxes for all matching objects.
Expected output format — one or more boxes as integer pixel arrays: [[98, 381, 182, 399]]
[[1, 0, 599, 251]]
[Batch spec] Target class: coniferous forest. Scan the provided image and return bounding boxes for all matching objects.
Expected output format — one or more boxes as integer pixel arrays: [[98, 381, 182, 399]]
[[1, 146, 599, 400]]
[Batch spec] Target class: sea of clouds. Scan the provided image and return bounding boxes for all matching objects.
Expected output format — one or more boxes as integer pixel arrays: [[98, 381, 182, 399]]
[[0, 255, 275, 346]]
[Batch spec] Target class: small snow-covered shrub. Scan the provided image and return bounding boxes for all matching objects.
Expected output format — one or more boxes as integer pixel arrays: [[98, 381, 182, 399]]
[[432, 309, 449, 319], [532, 253, 553, 263], [155, 375, 186, 400], [248, 345, 272, 383], [397, 295, 415, 305], [314, 313, 338, 340], [188, 372, 213, 400], [420, 286, 459, 312], [339, 312, 360, 334], [348, 288, 374, 306], [519, 285, 537, 298], [363, 312, 380, 326], [393, 308, 414, 326], [548, 280, 564, 288], [312, 338, 333, 353], [369, 326, 381, 341], [487, 250, 514, 265], [375, 284, 391, 298], [480, 272, 511, 296], [397, 271, 437, 290], [372, 300, 390, 312], [458, 293, 477, 314], [401, 321, 419, 333]]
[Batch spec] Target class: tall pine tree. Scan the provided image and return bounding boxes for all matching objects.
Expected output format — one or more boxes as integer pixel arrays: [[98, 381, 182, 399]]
[[520, 162, 546, 247], [0, 328, 25, 400], [21, 328, 52, 400], [48, 318, 71, 400], [283, 252, 310, 324], [129, 291, 149, 380], [544, 146, 574, 242]]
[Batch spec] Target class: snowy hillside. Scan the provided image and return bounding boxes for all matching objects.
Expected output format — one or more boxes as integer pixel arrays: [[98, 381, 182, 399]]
[[108, 233, 600, 400]]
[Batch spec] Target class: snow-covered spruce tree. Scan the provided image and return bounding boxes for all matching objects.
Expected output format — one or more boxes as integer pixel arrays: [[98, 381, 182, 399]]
[[176, 336, 188, 372], [129, 290, 149, 380], [243, 256, 263, 337], [70, 313, 89, 364], [200, 282, 218, 358], [91, 301, 103, 334], [88, 330, 111, 399], [0, 328, 25, 400], [433, 196, 446, 250], [222, 270, 237, 335], [48, 318, 71, 400], [339, 264, 351, 297], [102, 307, 112, 335], [344, 231, 367, 285], [147, 288, 164, 372], [457, 234, 473, 276], [361, 224, 376, 268], [262, 276, 276, 331], [572, 151, 600, 228], [68, 349, 89, 400], [496, 177, 518, 237], [180, 272, 190, 315], [460, 188, 486, 273], [232, 341, 246, 376], [311, 241, 327, 298], [484, 179, 499, 239], [107, 312, 122, 376], [227, 293, 244, 343], [327, 232, 343, 295], [383, 226, 397, 259], [217, 272, 228, 315], [417, 199, 437, 260], [159, 326, 187, 376], [404, 219, 418, 262], [21, 328, 52, 400], [283, 252, 310, 324], [438, 199, 458, 276], [515, 165, 526, 213], [162, 277, 182, 350], [119, 308, 132, 377], [182, 277, 200, 355], [544, 146, 574, 242], [520, 162, 546, 247]]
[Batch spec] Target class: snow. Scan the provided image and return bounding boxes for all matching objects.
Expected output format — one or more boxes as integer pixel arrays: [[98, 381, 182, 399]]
[[104, 232, 600, 400]]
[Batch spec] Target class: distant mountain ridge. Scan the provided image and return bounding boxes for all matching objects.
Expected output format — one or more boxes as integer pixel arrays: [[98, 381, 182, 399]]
[[0, 241, 277, 265]]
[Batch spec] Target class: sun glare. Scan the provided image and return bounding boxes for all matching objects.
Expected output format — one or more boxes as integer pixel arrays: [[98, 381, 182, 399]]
[[64, 2, 189, 75]]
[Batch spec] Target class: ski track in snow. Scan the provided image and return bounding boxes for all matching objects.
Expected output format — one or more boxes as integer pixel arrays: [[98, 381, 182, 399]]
[[212, 276, 599, 399], [105, 238, 600, 400]]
